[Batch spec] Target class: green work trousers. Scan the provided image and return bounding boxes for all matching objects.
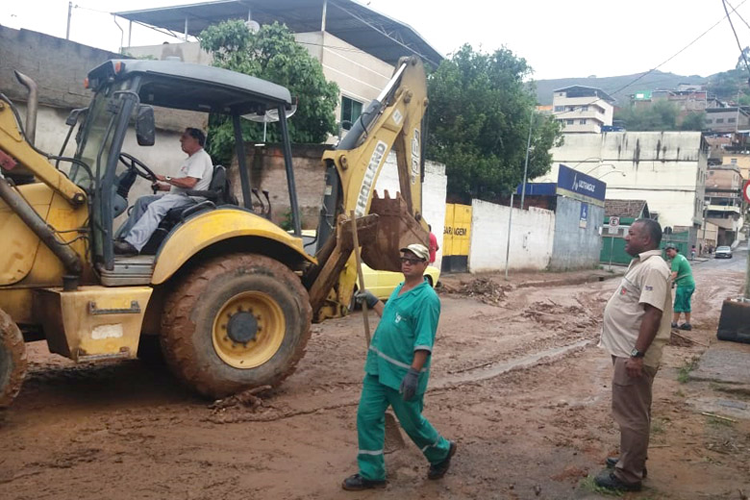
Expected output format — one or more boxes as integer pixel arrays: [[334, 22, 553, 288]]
[[357, 373, 451, 481]]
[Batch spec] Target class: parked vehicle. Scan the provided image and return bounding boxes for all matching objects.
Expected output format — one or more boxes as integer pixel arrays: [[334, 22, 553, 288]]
[[362, 262, 440, 300], [715, 246, 733, 259]]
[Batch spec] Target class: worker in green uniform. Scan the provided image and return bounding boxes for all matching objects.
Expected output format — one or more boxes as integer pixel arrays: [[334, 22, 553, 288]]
[[665, 245, 696, 330], [342, 243, 456, 491]]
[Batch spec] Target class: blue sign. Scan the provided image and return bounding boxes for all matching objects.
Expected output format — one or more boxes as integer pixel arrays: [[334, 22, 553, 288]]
[[579, 202, 588, 228], [556, 164, 607, 206]]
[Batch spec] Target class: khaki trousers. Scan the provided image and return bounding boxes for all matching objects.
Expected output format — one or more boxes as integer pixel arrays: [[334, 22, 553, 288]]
[[611, 356, 657, 484]]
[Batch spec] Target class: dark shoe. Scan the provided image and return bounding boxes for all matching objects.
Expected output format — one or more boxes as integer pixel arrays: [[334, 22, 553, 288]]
[[428, 441, 457, 480], [594, 470, 642, 492], [341, 474, 386, 491], [114, 240, 138, 255], [671, 322, 678, 328], [605, 456, 647, 478], [679, 323, 692, 331]]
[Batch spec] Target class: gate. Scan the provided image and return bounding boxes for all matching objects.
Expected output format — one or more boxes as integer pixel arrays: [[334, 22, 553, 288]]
[[442, 203, 472, 273]]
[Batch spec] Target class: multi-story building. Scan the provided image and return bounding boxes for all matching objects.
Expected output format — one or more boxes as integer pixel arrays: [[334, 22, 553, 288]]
[[705, 165, 745, 246], [552, 86, 615, 133], [116, 0, 442, 136], [533, 131, 709, 247], [705, 107, 750, 133]]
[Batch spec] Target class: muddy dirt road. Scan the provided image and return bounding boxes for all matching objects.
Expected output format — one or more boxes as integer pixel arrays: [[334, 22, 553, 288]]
[[2, 251, 749, 500]]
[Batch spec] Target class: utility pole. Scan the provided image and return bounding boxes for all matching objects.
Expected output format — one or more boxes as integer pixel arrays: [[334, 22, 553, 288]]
[[520, 111, 534, 210], [66, 1, 72, 40], [505, 193, 514, 280]]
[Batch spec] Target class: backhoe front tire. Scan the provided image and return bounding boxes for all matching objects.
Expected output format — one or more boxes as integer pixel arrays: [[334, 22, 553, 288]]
[[160, 254, 312, 399], [0, 309, 27, 408]]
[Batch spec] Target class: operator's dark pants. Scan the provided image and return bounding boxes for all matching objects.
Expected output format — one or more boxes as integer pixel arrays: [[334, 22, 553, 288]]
[[611, 356, 658, 484]]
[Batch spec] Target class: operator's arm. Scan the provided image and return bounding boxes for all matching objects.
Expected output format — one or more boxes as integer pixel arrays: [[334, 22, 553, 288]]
[[370, 300, 384, 317], [670, 271, 678, 281], [155, 174, 199, 189]]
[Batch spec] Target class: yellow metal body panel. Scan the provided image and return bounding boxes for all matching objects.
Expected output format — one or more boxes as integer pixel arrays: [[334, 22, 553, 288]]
[[34, 286, 152, 361], [0, 102, 87, 205], [151, 208, 315, 285], [0, 183, 91, 324], [443, 204, 472, 257]]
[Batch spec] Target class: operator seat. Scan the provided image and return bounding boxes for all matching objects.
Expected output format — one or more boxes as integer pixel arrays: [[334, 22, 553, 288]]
[[140, 165, 236, 255]]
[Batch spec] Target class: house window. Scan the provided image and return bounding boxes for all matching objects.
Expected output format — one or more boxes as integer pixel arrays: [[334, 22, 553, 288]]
[[580, 105, 588, 111], [341, 96, 363, 131], [728, 118, 736, 123], [566, 119, 575, 125], [706, 119, 713, 123], [554, 106, 565, 112], [579, 119, 587, 125], [731, 158, 738, 164], [716, 118, 724, 123]]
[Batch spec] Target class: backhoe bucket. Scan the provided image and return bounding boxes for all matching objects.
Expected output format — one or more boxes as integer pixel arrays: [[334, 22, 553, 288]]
[[361, 191, 429, 272]]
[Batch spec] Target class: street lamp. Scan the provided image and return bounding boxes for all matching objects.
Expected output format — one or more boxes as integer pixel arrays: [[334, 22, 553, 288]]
[[585, 163, 616, 175], [597, 170, 626, 180], [568, 156, 602, 169]]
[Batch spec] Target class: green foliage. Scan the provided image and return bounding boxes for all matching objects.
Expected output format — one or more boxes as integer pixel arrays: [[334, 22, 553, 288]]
[[615, 100, 705, 132], [200, 20, 339, 164], [579, 476, 623, 497], [706, 67, 750, 102], [677, 358, 698, 384], [426, 45, 563, 201], [679, 111, 705, 131]]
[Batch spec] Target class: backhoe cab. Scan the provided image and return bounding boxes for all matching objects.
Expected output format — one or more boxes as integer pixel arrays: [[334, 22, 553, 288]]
[[0, 56, 430, 407]]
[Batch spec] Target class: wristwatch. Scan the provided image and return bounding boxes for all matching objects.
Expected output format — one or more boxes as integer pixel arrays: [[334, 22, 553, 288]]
[[630, 348, 645, 358], [165, 176, 172, 183]]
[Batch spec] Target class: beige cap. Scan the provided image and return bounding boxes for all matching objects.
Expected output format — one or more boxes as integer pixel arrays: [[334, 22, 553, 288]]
[[400, 243, 429, 261]]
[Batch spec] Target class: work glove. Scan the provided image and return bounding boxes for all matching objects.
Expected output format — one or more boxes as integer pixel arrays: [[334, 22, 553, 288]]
[[354, 290, 378, 308], [399, 368, 420, 401]]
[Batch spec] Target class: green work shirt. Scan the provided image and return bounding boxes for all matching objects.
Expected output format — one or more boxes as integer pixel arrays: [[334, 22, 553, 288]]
[[670, 253, 695, 287], [364, 279, 441, 395]]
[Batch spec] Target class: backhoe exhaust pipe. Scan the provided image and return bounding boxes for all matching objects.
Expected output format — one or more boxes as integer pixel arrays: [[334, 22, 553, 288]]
[[14, 71, 38, 145]]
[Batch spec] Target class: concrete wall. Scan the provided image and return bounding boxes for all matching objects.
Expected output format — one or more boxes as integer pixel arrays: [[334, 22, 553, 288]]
[[538, 131, 708, 230], [468, 200, 555, 272], [549, 196, 604, 270]]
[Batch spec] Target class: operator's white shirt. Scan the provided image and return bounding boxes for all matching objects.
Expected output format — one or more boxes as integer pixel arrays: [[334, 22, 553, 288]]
[[170, 148, 213, 194]]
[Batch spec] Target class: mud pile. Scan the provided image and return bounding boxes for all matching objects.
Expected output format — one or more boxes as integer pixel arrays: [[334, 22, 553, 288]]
[[445, 277, 510, 305]]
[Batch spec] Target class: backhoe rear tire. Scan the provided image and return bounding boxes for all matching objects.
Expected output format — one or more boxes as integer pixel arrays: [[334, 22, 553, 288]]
[[160, 254, 312, 399], [0, 308, 27, 408]]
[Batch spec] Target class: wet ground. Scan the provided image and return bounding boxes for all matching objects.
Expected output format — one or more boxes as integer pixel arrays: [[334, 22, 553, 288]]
[[1, 250, 749, 499]]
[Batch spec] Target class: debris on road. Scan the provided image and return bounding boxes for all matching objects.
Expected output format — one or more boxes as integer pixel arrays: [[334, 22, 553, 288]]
[[443, 277, 510, 305], [209, 385, 272, 412]]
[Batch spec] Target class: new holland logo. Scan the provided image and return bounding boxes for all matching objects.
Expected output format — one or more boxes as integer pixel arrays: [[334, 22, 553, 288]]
[[355, 141, 388, 217]]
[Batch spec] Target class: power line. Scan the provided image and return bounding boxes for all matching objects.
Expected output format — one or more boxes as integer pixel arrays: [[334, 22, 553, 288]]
[[723, 0, 750, 76]]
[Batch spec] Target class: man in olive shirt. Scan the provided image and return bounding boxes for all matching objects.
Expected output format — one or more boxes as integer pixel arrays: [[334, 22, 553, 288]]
[[665, 245, 696, 330], [342, 244, 455, 491], [597, 219, 672, 492]]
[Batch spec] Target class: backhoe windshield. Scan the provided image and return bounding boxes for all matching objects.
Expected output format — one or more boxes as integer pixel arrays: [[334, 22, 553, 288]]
[[71, 81, 130, 190]]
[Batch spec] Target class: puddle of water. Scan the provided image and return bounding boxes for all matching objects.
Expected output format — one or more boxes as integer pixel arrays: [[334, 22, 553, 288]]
[[435, 339, 593, 387]]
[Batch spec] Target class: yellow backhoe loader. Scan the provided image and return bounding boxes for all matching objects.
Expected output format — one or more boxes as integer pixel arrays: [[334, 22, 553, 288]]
[[0, 56, 430, 406]]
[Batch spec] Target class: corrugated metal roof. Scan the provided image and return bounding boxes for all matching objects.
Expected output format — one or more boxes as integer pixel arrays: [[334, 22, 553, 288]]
[[115, 0, 443, 67]]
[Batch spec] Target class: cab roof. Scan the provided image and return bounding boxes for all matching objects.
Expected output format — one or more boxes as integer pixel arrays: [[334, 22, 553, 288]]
[[87, 59, 292, 115]]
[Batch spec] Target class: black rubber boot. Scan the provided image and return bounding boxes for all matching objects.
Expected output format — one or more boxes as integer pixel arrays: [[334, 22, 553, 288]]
[[428, 441, 457, 480], [605, 457, 647, 478], [341, 474, 386, 491]]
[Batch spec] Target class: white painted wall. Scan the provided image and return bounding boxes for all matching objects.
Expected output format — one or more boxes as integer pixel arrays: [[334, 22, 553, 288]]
[[374, 154, 447, 269], [468, 200, 555, 272], [537, 131, 708, 229]]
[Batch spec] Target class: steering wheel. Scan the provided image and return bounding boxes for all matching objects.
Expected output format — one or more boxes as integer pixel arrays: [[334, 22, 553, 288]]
[[118, 152, 157, 182]]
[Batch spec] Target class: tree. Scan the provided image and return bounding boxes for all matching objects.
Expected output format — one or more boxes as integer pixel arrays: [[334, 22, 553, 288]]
[[615, 100, 679, 131], [679, 111, 705, 131], [200, 20, 339, 164], [426, 45, 563, 201]]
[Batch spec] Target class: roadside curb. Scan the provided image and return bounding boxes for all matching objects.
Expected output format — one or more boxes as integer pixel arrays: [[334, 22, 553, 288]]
[[517, 271, 625, 289]]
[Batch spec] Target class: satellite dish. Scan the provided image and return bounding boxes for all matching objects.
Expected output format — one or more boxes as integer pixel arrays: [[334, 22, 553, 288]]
[[245, 20, 261, 33], [242, 105, 297, 124]]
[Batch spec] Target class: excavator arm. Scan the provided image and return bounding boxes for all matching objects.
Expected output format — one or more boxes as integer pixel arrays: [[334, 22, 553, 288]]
[[308, 56, 431, 321]]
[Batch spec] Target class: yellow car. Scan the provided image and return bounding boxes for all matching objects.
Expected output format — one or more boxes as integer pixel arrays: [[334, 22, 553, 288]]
[[361, 262, 441, 300], [298, 230, 439, 300]]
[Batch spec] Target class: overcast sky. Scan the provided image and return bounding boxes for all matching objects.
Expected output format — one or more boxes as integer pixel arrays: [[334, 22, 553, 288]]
[[2, 0, 750, 80]]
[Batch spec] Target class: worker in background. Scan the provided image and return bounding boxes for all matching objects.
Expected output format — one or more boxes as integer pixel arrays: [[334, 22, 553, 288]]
[[428, 224, 439, 264], [597, 219, 671, 492], [342, 243, 455, 491], [665, 245, 696, 331]]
